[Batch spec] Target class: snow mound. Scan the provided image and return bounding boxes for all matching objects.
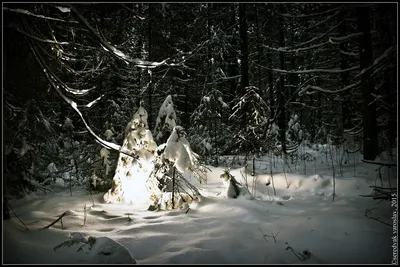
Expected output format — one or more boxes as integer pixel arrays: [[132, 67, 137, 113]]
[[86, 236, 136, 264], [55, 233, 136, 264]]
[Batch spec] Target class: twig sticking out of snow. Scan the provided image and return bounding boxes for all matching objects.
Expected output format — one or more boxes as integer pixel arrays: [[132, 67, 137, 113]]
[[258, 227, 280, 243], [7, 201, 29, 231], [84, 205, 87, 226], [43, 211, 67, 229], [285, 242, 311, 261]]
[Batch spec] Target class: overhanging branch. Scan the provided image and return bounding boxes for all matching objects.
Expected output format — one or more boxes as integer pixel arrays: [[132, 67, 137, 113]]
[[69, 5, 170, 68], [25, 34, 138, 160]]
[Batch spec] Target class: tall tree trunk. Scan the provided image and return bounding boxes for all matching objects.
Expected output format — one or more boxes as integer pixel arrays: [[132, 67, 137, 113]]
[[338, 10, 351, 131], [147, 4, 153, 130], [255, 4, 262, 92], [317, 91, 323, 141], [228, 4, 238, 103], [184, 77, 189, 129], [239, 3, 249, 130], [378, 5, 396, 149], [309, 93, 315, 142], [315, 76, 323, 143], [278, 6, 286, 154], [207, 3, 214, 91], [239, 4, 249, 96], [267, 50, 275, 119], [357, 6, 378, 160], [136, 4, 143, 113], [289, 16, 297, 103]]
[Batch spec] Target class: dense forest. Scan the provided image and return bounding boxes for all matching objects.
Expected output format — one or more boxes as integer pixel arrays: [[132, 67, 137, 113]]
[[3, 3, 397, 200]]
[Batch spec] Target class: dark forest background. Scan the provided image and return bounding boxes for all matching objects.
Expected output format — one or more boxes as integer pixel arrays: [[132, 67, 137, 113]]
[[3, 3, 397, 198]]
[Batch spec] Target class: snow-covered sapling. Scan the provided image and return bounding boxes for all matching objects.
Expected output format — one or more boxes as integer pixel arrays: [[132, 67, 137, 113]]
[[154, 95, 177, 145], [220, 169, 241, 198], [149, 126, 208, 210], [103, 104, 158, 206]]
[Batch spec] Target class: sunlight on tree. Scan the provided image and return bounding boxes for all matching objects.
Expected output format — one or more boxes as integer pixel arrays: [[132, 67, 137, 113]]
[[103, 102, 158, 207]]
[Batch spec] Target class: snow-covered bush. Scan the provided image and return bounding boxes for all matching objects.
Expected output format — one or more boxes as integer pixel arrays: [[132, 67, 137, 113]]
[[4, 98, 62, 197], [286, 114, 304, 146], [189, 90, 231, 165], [163, 126, 208, 180], [264, 122, 282, 155]]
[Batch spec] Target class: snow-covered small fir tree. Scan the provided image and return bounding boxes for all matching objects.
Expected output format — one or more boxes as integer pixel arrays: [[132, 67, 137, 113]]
[[164, 126, 207, 178], [189, 89, 231, 164], [148, 126, 208, 210], [153, 95, 177, 145], [229, 86, 270, 156], [103, 103, 158, 206], [104, 101, 209, 210], [265, 122, 281, 155], [286, 114, 304, 147]]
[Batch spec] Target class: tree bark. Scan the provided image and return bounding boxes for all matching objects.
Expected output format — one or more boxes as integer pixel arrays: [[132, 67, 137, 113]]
[[289, 16, 298, 103], [239, 3, 249, 130], [357, 6, 378, 160], [147, 4, 153, 130], [255, 4, 262, 92], [338, 10, 351, 131], [228, 4, 238, 103], [278, 6, 286, 154], [239, 3, 249, 96], [266, 49, 275, 119], [207, 3, 214, 92], [378, 5, 396, 149]]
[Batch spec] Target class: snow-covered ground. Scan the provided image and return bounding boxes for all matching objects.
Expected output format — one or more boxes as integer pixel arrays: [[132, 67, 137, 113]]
[[3, 148, 397, 264]]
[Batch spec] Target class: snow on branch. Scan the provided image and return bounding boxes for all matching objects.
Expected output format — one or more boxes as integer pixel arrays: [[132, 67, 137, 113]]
[[11, 26, 69, 45], [343, 121, 363, 134], [339, 50, 358, 57], [70, 6, 170, 68], [272, 65, 359, 74], [16, 21, 96, 96], [361, 159, 397, 167], [304, 11, 340, 31], [290, 20, 342, 49], [27, 38, 138, 159], [354, 46, 396, 79], [263, 41, 330, 53], [31, 51, 95, 96], [328, 32, 363, 44], [274, 6, 341, 18], [85, 94, 105, 108], [64, 86, 95, 96], [3, 7, 73, 23], [120, 4, 145, 20], [54, 5, 71, 13], [299, 82, 360, 95]]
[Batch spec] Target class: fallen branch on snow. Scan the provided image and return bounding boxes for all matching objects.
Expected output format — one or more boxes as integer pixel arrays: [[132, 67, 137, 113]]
[[364, 208, 392, 227], [361, 159, 397, 167]]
